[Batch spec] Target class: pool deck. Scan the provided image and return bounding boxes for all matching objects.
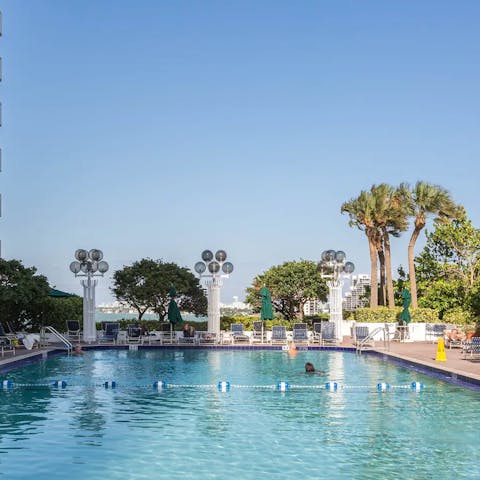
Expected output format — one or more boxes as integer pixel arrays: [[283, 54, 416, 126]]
[[1, 339, 479, 387], [368, 340, 480, 385]]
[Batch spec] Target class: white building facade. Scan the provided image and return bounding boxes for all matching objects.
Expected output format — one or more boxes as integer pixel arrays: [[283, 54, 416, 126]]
[[343, 274, 370, 311]]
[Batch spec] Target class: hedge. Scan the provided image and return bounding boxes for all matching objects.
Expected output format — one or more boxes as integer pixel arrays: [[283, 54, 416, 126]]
[[354, 307, 440, 323]]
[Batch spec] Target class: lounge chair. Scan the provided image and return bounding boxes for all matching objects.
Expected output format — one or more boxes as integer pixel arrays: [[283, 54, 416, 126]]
[[178, 328, 197, 344], [463, 337, 480, 360], [198, 332, 217, 345], [0, 322, 16, 340], [271, 325, 288, 345], [312, 322, 322, 344], [159, 323, 176, 344], [66, 320, 81, 342], [353, 325, 373, 347], [444, 328, 466, 349], [292, 323, 309, 345], [230, 324, 250, 344], [320, 322, 337, 346], [98, 322, 119, 344], [252, 321, 265, 343], [426, 323, 446, 343], [126, 324, 143, 344], [0, 324, 15, 356]]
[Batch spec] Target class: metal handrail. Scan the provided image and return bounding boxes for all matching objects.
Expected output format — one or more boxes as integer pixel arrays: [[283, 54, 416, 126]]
[[356, 325, 390, 355], [40, 326, 73, 354]]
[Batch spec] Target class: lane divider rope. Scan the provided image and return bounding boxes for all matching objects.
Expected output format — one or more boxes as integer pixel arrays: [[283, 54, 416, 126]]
[[1, 379, 425, 392]]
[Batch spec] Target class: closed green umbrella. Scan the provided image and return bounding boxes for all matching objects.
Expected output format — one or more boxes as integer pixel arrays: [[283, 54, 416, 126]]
[[399, 288, 412, 324], [167, 286, 183, 337], [260, 286, 274, 321]]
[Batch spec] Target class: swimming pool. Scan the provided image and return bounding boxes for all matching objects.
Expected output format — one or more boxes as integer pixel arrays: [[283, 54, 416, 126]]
[[1, 349, 479, 479]]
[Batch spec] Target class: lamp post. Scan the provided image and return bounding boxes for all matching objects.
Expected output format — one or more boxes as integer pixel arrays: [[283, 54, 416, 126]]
[[318, 250, 354, 342], [194, 250, 234, 336], [69, 249, 109, 343]]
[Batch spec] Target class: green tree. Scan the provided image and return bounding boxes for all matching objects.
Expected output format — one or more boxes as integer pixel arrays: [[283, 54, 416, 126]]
[[406, 181, 458, 308], [40, 296, 83, 332], [0, 259, 51, 331], [245, 260, 327, 321], [112, 259, 207, 321], [414, 211, 480, 317]]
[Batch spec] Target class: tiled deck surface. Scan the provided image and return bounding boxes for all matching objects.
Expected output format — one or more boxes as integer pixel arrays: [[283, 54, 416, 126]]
[[1, 339, 479, 385], [368, 340, 480, 383]]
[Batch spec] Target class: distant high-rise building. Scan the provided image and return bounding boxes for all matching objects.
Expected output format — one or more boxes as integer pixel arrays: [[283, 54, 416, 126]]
[[343, 274, 370, 311], [303, 299, 328, 316]]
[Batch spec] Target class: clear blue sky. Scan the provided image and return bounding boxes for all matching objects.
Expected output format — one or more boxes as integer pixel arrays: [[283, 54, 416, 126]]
[[1, 1, 479, 303]]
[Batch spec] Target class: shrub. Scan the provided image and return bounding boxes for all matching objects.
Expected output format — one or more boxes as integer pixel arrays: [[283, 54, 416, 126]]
[[442, 308, 476, 326], [354, 307, 440, 323]]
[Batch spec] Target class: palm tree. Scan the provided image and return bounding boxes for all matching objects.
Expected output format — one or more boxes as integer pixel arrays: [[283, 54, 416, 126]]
[[341, 191, 378, 308], [371, 184, 410, 308], [407, 181, 458, 308]]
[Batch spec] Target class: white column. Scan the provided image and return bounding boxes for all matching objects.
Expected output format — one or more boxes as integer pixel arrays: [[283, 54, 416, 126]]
[[207, 277, 222, 335], [328, 279, 344, 342], [81, 275, 98, 343]]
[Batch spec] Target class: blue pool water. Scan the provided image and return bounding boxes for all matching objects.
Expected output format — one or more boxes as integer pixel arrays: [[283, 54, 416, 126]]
[[1, 349, 479, 479]]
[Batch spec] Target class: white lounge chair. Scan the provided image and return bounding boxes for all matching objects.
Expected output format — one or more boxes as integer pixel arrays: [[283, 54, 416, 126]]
[[198, 332, 217, 345]]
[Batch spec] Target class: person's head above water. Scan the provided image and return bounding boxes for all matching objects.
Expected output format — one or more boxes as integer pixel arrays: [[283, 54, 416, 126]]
[[305, 362, 315, 373]]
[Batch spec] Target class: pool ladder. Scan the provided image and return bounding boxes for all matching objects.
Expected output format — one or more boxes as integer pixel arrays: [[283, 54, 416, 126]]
[[40, 326, 73, 354], [356, 324, 391, 355]]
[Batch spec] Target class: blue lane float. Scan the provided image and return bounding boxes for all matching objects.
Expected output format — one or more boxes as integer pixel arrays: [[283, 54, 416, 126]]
[[325, 382, 338, 392], [53, 380, 67, 389], [104, 381, 116, 389], [2, 380, 13, 389], [153, 380, 167, 391], [377, 383, 391, 392], [217, 381, 230, 392], [276, 381, 289, 392], [411, 381, 424, 391]]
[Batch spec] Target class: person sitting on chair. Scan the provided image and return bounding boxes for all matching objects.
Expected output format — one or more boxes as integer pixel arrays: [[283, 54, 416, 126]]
[[183, 324, 195, 338]]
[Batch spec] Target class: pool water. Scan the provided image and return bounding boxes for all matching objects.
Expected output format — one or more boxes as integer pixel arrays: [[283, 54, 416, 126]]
[[1, 349, 479, 479]]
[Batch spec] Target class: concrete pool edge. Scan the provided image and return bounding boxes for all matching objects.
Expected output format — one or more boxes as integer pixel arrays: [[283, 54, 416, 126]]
[[364, 349, 480, 390]]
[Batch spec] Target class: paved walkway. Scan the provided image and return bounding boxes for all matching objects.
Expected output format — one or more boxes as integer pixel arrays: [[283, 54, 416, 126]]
[[370, 340, 480, 382]]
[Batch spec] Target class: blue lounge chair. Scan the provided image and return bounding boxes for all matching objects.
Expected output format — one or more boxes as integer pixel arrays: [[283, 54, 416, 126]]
[[354, 325, 374, 347], [321, 322, 337, 346], [66, 320, 81, 342], [463, 336, 480, 360], [292, 323, 309, 345], [312, 322, 322, 344], [252, 321, 265, 343], [231, 324, 250, 344], [99, 323, 119, 344], [0, 324, 15, 356], [271, 325, 288, 345], [126, 324, 143, 344]]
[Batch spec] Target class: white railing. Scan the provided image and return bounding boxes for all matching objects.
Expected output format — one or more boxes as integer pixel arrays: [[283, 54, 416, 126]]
[[40, 326, 73, 354], [356, 325, 390, 355]]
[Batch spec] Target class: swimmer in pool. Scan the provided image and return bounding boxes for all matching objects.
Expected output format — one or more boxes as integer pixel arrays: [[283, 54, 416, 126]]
[[304, 362, 326, 375]]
